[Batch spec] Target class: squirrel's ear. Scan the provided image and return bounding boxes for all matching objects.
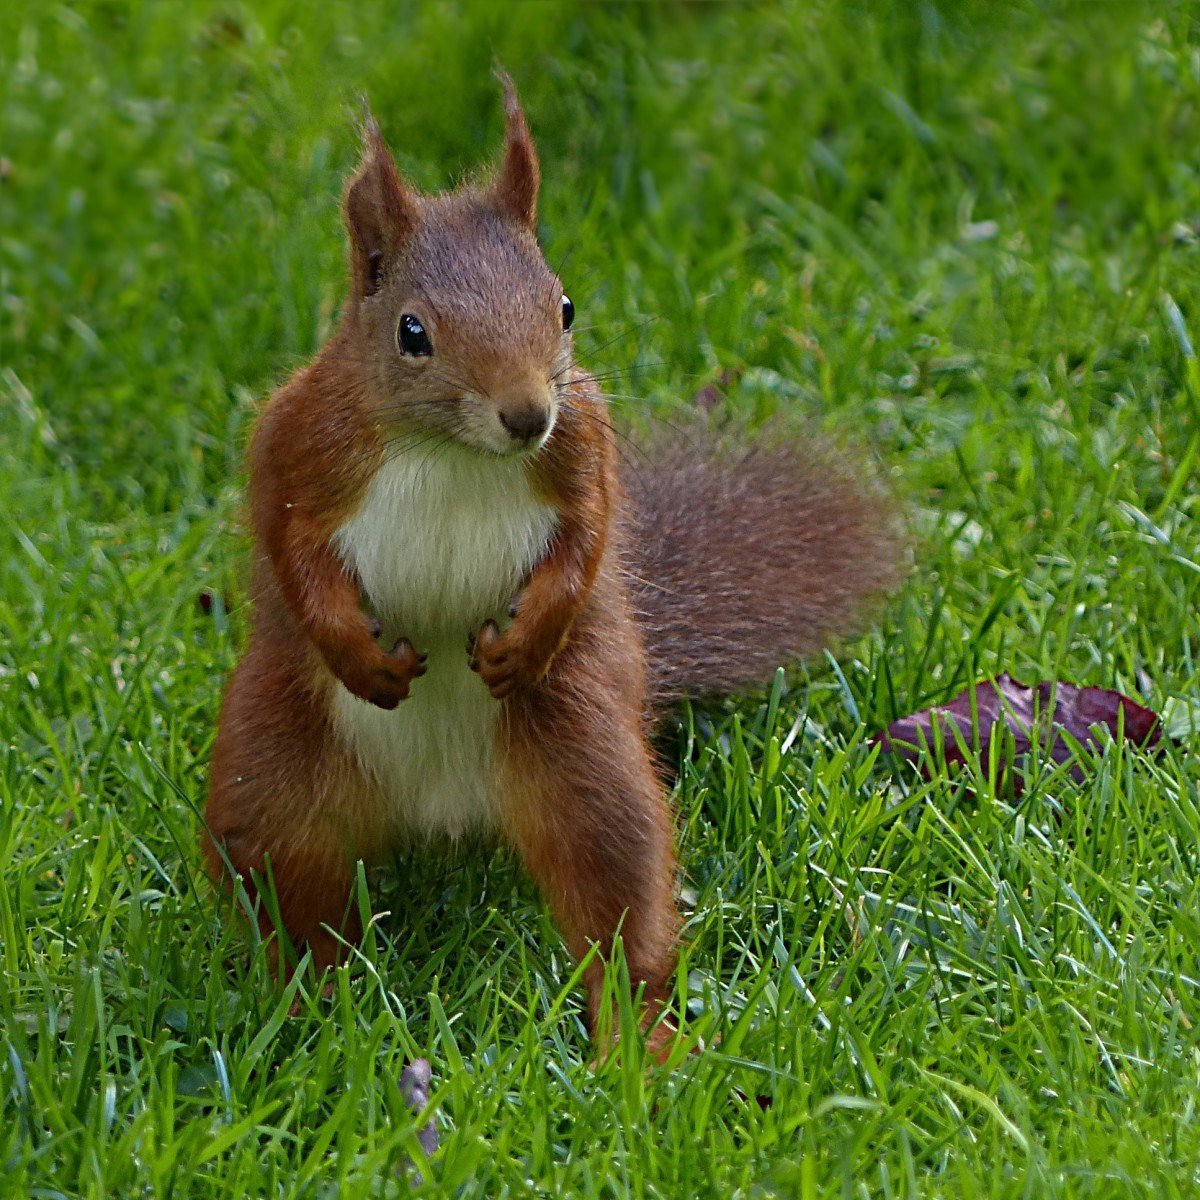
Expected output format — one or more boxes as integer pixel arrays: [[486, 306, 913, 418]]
[[343, 106, 419, 296], [489, 72, 540, 232]]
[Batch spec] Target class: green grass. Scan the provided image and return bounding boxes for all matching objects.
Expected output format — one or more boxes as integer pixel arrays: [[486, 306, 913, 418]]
[[3, 1, 1200, 1195]]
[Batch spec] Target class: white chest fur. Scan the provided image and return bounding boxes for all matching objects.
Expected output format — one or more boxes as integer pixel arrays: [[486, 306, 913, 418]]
[[330, 445, 557, 839]]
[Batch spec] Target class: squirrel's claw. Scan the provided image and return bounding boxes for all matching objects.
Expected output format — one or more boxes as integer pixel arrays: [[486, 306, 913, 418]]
[[470, 618, 551, 699], [390, 637, 428, 677], [357, 636, 427, 709]]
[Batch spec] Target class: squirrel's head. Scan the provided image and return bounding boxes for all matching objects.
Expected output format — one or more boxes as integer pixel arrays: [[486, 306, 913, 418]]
[[341, 76, 573, 458]]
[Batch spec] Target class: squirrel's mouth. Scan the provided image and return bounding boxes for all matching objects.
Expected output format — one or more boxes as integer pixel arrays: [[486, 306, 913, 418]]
[[450, 404, 556, 460], [461, 428, 553, 460], [382, 399, 555, 462]]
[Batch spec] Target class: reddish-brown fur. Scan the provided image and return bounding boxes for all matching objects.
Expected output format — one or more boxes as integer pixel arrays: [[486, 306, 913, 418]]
[[205, 81, 901, 1058], [625, 438, 904, 708]]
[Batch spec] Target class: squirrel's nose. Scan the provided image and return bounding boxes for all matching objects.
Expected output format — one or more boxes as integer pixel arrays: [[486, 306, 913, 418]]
[[498, 401, 551, 442]]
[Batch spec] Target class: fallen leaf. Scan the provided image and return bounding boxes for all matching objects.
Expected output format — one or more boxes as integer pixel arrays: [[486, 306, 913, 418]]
[[875, 674, 1162, 789], [397, 1058, 438, 1180], [691, 368, 742, 413]]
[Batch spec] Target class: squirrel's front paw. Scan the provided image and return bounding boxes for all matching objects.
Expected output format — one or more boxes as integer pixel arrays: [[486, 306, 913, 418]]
[[354, 637, 427, 709], [468, 620, 554, 700]]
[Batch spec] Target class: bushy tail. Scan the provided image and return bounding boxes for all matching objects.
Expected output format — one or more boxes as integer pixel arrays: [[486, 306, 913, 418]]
[[622, 434, 905, 708]]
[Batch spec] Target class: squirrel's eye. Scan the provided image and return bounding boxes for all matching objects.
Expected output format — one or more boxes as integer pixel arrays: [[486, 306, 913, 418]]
[[397, 314, 433, 357], [561, 295, 575, 332]]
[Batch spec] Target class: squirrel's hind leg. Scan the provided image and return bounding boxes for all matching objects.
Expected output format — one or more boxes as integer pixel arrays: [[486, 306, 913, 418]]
[[497, 677, 681, 1061], [205, 646, 381, 975]]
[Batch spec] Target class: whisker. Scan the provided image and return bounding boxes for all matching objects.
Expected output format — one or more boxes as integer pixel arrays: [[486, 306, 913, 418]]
[[593, 394, 709, 453], [549, 239, 581, 286], [550, 316, 660, 385], [380, 432, 454, 467], [574, 363, 676, 387], [562, 378, 712, 458], [574, 314, 659, 362], [556, 397, 659, 478], [414, 436, 456, 489]]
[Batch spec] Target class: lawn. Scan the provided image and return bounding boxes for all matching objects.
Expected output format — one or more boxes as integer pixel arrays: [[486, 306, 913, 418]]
[[3, 1, 1200, 1196]]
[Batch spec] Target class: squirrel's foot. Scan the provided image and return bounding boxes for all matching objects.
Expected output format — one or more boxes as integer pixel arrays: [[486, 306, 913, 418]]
[[468, 619, 553, 699], [355, 636, 427, 709]]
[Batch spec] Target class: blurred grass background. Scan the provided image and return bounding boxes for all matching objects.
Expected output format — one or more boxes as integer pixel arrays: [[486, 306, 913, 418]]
[[2, 2, 1200, 1197]]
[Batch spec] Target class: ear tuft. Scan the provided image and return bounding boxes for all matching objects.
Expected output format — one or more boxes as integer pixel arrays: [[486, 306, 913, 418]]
[[343, 102, 419, 296], [489, 69, 540, 232]]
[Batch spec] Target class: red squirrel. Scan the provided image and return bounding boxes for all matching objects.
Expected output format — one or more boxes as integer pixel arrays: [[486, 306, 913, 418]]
[[204, 79, 901, 1055]]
